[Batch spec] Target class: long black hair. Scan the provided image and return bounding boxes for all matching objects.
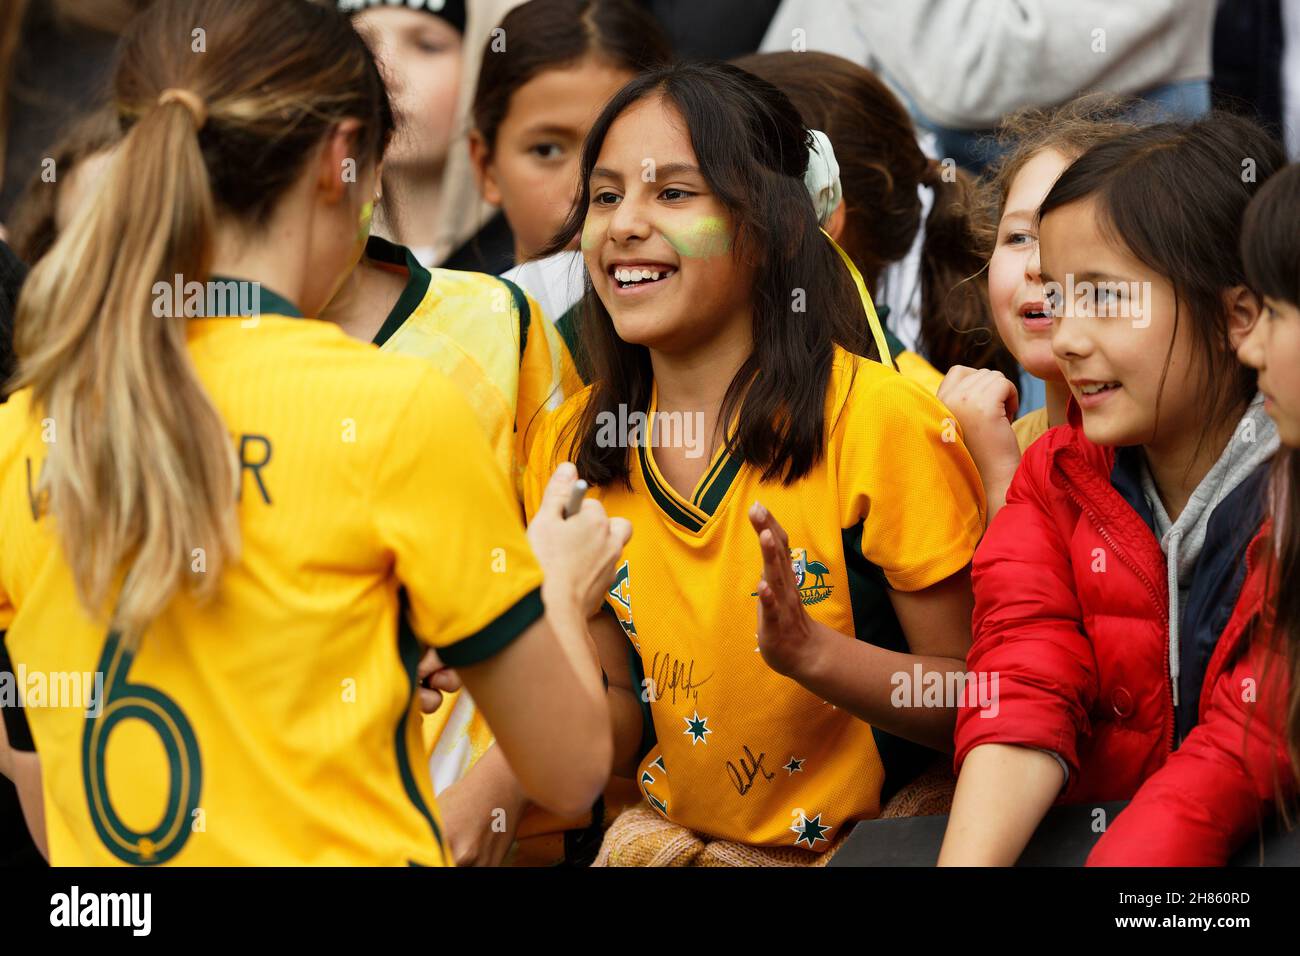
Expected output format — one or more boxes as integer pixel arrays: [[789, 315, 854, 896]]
[[543, 60, 873, 488]]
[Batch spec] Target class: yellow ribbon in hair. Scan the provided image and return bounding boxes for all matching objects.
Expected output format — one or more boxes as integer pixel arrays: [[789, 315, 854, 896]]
[[822, 228, 896, 372]]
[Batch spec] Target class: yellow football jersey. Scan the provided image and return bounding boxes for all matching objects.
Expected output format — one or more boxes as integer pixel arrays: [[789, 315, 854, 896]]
[[368, 236, 579, 502], [524, 347, 985, 850], [0, 292, 544, 866], [360, 237, 580, 792]]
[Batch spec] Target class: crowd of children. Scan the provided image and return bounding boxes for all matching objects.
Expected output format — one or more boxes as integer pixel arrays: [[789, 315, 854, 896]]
[[0, 0, 1296, 868]]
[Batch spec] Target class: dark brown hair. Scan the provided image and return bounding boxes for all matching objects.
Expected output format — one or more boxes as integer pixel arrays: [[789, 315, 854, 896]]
[[7, 108, 121, 263], [975, 93, 1142, 257], [542, 61, 872, 489], [1038, 112, 1285, 441], [734, 51, 1013, 378], [1242, 162, 1300, 783], [0, 0, 26, 193], [471, 0, 672, 154]]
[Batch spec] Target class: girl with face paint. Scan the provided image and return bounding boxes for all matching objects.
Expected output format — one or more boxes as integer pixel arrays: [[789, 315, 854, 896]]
[[461, 62, 987, 864]]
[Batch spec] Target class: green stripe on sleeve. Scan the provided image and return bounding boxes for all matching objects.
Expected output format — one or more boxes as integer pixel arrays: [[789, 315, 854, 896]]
[[437, 586, 545, 668], [498, 277, 532, 363]]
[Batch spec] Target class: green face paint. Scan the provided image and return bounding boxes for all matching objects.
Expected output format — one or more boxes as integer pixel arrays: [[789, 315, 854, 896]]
[[580, 217, 600, 251], [356, 200, 375, 246], [663, 215, 732, 258]]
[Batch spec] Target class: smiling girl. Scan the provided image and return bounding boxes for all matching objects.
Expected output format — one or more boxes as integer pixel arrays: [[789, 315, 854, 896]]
[[517, 61, 985, 864], [1085, 163, 1300, 865], [938, 97, 1136, 520], [458, 0, 672, 276], [940, 114, 1285, 866]]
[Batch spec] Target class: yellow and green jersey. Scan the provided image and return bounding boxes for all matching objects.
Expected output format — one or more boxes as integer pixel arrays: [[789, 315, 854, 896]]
[[367, 237, 579, 502], [361, 237, 580, 792], [0, 290, 544, 865], [524, 347, 984, 850]]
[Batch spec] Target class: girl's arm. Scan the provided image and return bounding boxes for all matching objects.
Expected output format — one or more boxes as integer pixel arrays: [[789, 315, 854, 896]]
[[438, 610, 647, 866], [590, 610, 653, 778], [0, 712, 48, 861], [938, 743, 1063, 865], [750, 505, 972, 752], [940, 445, 1097, 865], [453, 468, 627, 821], [437, 742, 529, 868]]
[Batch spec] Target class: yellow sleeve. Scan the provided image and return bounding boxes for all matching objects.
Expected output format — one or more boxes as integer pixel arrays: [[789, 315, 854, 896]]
[[375, 366, 544, 667], [521, 390, 592, 524], [837, 366, 986, 591], [894, 350, 944, 395], [514, 292, 579, 474]]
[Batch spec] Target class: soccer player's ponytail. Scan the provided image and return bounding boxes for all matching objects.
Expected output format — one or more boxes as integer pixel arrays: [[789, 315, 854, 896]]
[[11, 0, 393, 646]]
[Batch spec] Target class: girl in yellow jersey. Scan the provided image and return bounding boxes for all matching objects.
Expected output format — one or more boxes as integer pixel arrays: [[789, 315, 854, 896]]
[[0, 0, 629, 866], [515, 62, 987, 865]]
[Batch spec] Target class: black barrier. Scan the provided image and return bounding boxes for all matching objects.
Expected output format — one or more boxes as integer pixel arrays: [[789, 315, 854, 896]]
[[831, 801, 1300, 866]]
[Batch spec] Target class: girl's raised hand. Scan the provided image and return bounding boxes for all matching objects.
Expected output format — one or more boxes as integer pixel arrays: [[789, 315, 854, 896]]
[[527, 463, 633, 618], [749, 501, 818, 678], [938, 366, 1023, 520]]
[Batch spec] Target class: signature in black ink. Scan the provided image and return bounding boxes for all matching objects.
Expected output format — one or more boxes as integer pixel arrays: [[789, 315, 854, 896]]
[[725, 745, 775, 796], [650, 652, 711, 705]]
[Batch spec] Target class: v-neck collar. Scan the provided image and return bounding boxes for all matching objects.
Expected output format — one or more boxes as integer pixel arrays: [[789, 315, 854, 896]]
[[365, 236, 432, 346], [635, 386, 743, 534]]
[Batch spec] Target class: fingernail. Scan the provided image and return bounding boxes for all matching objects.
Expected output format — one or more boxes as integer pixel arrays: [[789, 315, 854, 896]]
[[557, 462, 577, 478]]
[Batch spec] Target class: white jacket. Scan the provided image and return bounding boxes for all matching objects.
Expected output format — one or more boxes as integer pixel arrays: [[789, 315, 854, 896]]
[[761, 0, 1215, 130]]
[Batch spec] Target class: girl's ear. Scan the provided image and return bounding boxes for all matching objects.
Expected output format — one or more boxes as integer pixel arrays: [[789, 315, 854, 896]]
[[317, 119, 364, 205], [467, 130, 502, 206], [823, 200, 847, 243], [1225, 284, 1263, 351]]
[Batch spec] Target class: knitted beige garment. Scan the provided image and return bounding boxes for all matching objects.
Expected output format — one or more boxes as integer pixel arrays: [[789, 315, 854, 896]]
[[592, 760, 956, 867]]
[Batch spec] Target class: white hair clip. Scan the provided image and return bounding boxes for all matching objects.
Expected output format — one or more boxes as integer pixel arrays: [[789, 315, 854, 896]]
[[805, 129, 843, 226]]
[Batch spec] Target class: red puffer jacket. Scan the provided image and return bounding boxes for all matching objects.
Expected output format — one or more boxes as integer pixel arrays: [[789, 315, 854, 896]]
[[1087, 527, 1294, 865], [954, 407, 1269, 808]]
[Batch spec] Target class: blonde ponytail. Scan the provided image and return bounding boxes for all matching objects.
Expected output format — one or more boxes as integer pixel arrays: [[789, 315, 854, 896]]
[[14, 96, 238, 646], [10, 0, 393, 646]]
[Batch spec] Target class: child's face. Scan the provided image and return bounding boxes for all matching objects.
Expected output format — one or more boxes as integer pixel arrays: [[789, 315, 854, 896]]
[[986, 148, 1072, 382], [356, 9, 462, 170], [1041, 196, 1204, 450], [1238, 296, 1300, 446], [581, 94, 754, 355], [476, 56, 634, 262]]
